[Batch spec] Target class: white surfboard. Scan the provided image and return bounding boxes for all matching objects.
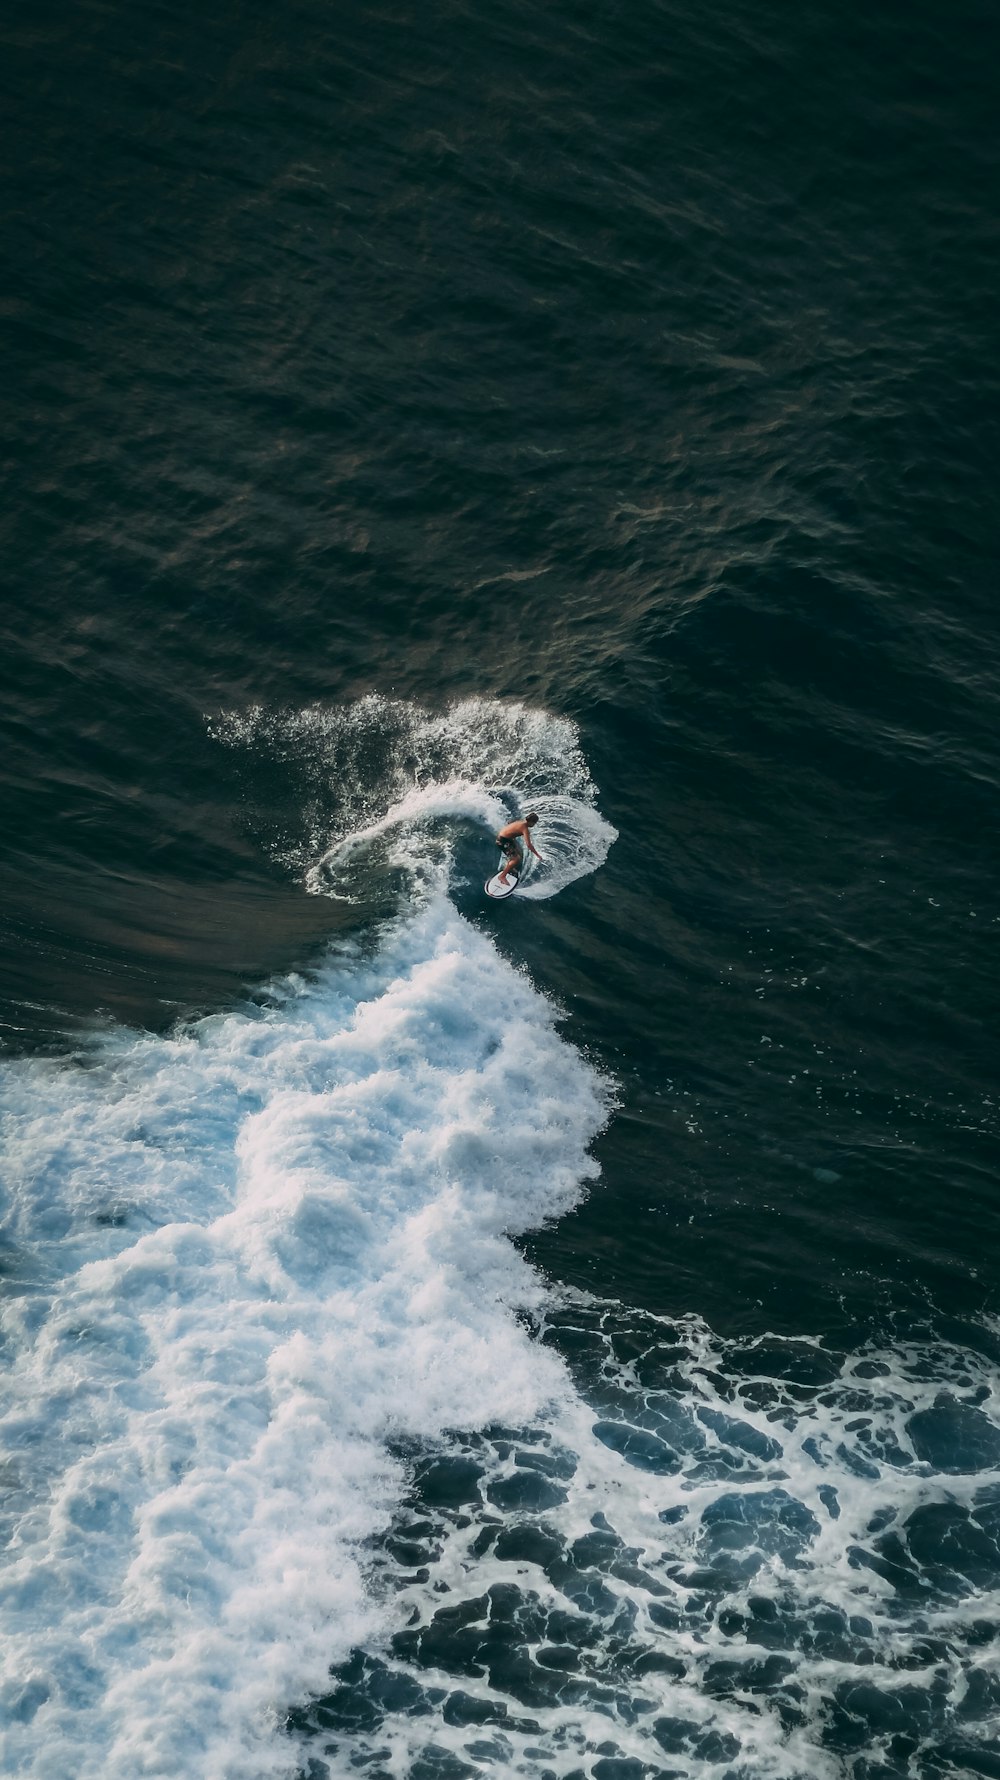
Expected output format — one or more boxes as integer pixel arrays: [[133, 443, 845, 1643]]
[[485, 849, 535, 899]]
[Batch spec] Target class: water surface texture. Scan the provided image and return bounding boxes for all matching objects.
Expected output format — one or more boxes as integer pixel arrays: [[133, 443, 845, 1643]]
[[2, 2, 999, 1777]]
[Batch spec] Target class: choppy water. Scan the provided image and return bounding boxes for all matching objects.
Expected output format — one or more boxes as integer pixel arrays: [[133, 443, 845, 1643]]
[[2, 2, 999, 1777]]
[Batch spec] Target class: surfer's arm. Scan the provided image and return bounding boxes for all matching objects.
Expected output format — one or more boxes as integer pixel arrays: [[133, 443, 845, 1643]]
[[526, 837, 542, 859]]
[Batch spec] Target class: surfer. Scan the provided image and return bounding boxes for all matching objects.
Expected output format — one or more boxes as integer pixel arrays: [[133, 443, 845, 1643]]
[[496, 813, 542, 885]]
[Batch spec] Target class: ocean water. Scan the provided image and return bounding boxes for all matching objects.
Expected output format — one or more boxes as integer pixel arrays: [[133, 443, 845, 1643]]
[[2, 2, 999, 1777]]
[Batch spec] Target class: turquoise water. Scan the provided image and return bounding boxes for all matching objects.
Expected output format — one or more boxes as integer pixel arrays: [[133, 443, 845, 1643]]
[[2, 2, 999, 1775]]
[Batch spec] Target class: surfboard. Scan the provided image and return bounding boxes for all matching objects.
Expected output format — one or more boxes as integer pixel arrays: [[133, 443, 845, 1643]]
[[485, 864, 519, 898], [485, 849, 535, 899]]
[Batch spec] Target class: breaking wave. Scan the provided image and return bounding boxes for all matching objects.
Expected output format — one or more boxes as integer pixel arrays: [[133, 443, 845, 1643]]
[[3, 699, 997, 1780]]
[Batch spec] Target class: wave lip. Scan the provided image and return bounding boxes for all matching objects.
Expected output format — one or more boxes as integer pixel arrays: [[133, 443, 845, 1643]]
[[0, 896, 612, 1780]]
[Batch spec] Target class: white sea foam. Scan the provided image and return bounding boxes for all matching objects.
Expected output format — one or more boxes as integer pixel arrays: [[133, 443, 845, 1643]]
[[0, 897, 611, 1778], [5, 700, 999, 1780], [302, 1302, 1000, 1779]]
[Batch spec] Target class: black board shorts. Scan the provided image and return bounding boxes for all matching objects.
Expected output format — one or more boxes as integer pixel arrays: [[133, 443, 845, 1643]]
[[497, 836, 523, 867]]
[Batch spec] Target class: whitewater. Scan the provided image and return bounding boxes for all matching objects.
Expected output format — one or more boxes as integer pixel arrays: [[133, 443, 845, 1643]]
[[2, 700, 999, 1780], [0, 700, 617, 1777], [0, 893, 612, 1777]]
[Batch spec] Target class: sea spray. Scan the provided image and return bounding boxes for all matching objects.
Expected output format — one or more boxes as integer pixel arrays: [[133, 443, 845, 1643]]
[[210, 696, 618, 903]]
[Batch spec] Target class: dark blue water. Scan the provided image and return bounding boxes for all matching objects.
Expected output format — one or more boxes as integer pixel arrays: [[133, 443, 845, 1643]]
[[2, 3, 999, 1776]]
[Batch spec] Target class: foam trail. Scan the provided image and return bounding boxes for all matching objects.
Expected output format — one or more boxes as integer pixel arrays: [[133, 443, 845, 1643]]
[[0, 897, 611, 1779]]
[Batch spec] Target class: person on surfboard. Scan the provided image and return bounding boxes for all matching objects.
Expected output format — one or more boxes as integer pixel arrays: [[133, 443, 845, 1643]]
[[496, 813, 542, 885]]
